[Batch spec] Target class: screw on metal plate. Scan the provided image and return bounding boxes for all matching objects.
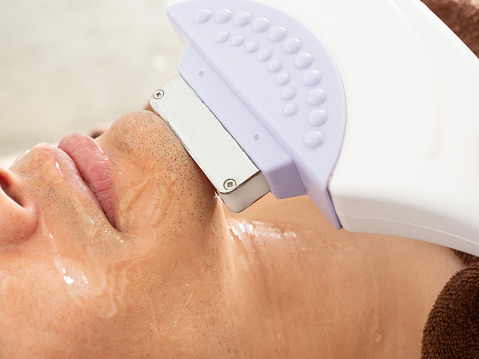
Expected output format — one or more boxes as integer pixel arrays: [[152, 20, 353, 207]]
[[223, 179, 237, 191], [153, 89, 164, 99]]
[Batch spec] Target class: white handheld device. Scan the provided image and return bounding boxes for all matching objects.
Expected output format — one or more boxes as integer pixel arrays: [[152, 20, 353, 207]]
[[149, 0, 479, 256]]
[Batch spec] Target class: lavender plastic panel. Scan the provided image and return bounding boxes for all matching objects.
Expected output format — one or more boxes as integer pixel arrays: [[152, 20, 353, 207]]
[[178, 46, 306, 199], [169, 0, 346, 228]]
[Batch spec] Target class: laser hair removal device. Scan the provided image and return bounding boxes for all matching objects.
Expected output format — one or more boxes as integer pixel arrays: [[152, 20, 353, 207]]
[[150, 0, 479, 256]]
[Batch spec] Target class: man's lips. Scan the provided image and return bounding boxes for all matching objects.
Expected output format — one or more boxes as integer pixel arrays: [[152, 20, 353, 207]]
[[58, 134, 116, 227]]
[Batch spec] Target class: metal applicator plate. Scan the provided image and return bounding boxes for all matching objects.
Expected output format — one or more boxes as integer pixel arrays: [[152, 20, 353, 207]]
[[150, 75, 270, 212]]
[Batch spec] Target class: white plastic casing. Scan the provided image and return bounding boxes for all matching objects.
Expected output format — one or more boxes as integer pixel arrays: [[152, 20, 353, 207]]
[[169, 0, 479, 256]]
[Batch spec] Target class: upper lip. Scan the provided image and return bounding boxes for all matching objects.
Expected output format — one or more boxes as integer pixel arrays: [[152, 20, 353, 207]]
[[58, 133, 117, 228]]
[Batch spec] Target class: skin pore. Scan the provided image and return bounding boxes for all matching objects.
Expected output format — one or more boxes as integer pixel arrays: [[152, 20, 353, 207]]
[[0, 111, 465, 358]]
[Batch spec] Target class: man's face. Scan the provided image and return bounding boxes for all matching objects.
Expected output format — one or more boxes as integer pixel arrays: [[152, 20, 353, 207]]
[[0, 111, 240, 357], [0, 110, 465, 359]]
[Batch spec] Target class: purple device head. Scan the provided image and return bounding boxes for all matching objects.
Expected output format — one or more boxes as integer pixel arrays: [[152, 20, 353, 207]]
[[150, 0, 346, 228]]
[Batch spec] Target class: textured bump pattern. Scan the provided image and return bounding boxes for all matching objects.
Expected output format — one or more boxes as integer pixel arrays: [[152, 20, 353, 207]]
[[190, 4, 336, 151]]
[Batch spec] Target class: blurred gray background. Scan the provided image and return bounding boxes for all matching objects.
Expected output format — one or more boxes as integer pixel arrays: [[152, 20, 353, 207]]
[[0, 0, 184, 163]]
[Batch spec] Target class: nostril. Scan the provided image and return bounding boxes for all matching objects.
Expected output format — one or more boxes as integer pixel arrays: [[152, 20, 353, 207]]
[[0, 173, 9, 192], [0, 171, 36, 244], [0, 172, 21, 206]]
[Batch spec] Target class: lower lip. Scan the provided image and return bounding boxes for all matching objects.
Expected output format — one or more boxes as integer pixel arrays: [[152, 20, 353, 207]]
[[58, 134, 116, 227]]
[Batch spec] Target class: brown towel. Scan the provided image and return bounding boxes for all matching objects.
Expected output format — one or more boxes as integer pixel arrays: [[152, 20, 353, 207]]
[[421, 0, 479, 57], [422, 253, 479, 358], [407, 0, 479, 356]]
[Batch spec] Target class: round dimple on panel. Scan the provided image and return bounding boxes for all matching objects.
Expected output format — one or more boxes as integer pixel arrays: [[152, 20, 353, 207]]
[[304, 131, 325, 148], [195, 8, 212, 23], [302, 70, 322, 86], [281, 87, 296, 100], [283, 38, 302, 54], [215, 8, 233, 23], [294, 52, 313, 69], [231, 35, 245, 46], [268, 26, 288, 42], [252, 133, 261, 142], [257, 49, 272, 62], [276, 73, 290, 86], [268, 60, 282, 73], [283, 103, 298, 116], [216, 31, 229, 43], [307, 88, 327, 106], [245, 41, 259, 53], [234, 11, 252, 26], [252, 17, 271, 33], [308, 109, 328, 126]]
